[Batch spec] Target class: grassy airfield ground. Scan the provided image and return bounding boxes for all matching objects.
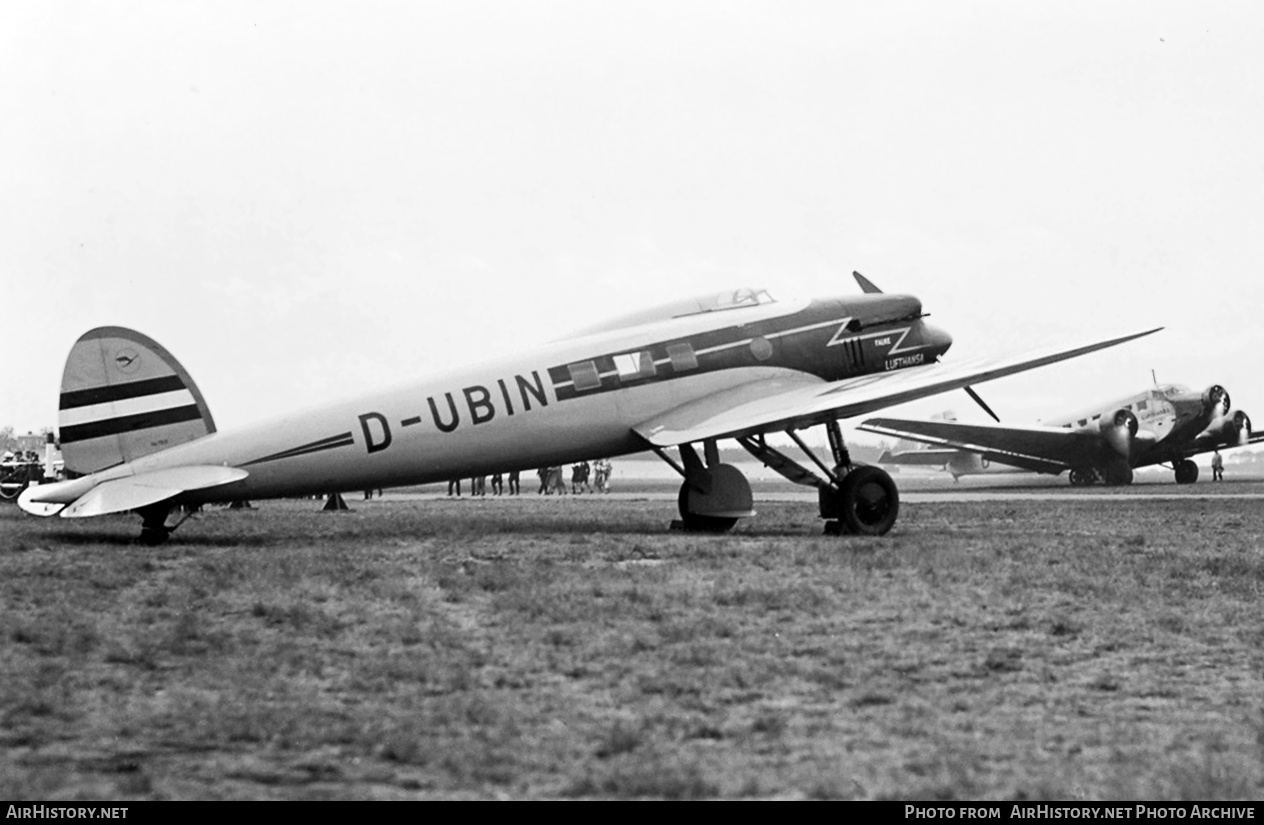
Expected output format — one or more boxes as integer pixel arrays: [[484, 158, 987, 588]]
[[2, 480, 1263, 800]]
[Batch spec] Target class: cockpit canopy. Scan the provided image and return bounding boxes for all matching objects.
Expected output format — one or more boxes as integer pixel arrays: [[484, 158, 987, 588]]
[[691, 288, 776, 313], [566, 288, 777, 338], [1155, 384, 1191, 400]]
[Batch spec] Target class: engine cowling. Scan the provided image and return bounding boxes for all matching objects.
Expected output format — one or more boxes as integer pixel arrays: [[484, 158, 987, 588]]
[[947, 452, 989, 478], [1203, 385, 1231, 418], [1098, 408, 1138, 459], [1220, 410, 1253, 446]]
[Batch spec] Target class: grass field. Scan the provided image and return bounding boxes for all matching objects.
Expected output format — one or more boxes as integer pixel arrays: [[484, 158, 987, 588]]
[[2, 485, 1263, 800]]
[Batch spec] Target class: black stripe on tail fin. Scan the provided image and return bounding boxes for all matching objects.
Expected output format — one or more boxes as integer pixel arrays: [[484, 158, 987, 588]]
[[58, 327, 216, 475]]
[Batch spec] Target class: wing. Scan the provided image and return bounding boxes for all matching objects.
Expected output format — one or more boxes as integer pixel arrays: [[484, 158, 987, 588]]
[[860, 418, 1095, 474], [633, 327, 1160, 447], [1180, 427, 1264, 459]]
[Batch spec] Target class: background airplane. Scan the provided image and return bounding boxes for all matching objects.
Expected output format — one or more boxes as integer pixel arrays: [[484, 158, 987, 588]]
[[20, 273, 1157, 541], [861, 382, 1262, 486]]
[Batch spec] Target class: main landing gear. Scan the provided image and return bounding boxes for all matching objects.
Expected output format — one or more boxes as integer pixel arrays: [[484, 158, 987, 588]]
[[1068, 458, 1134, 487], [1173, 459, 1199, 485], [654, 419, 900, 537]]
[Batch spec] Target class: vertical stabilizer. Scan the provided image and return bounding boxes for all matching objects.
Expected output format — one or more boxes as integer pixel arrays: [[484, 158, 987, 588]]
[[58, 327, 216, 475], [852, 271, 884, 294]]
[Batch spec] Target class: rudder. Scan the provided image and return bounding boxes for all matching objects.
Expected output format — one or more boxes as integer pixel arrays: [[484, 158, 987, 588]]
[[58, 327, 216, 475]]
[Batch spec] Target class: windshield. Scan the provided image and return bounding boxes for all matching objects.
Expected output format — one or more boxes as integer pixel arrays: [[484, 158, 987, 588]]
[[1158, 384, 1191, 399], [692, 288, 775, 314]]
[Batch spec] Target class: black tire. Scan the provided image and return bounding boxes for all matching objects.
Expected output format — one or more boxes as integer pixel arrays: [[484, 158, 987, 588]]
[[836, 465, 899, 536], [138, 526, 170, 546], [1174, 459, 1199, 485], [676, 483, 738, 533], [1103, 460, 1133, 486]]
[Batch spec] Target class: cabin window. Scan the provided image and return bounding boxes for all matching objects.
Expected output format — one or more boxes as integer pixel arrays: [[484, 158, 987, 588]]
[[567, 361, 602, 392], [1137, 400, 1147, 411], [1078, 418, 1088, 427], [666, 343, 698, 372], [614, 351, 655, 381], [1092, 414, 1101, 421]]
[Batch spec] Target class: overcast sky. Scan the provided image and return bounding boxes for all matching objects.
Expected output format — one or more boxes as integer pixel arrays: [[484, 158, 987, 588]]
[[3, 1, 1262, 445]]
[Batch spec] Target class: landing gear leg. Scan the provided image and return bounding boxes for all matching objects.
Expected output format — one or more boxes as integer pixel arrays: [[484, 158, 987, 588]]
[[1102, 459, 1134, 487], [814, 420, 900, 537]]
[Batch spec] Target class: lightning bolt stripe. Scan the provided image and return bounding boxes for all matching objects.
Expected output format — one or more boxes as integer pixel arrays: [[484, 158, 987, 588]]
[[59, 375, 188, 409], [828, 325, 916, 353]]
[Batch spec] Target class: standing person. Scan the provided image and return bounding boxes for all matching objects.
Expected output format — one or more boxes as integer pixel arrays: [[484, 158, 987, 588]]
[[571, 462, 585, 494], [1212, 450, 1224, 481], [508, 469, 520, 495], [537, 467, 549, 495], [447, 478, 461, 497], [491, 473, 503, 495], [550, 466, 568, 495], [472, 476, 486, 496]]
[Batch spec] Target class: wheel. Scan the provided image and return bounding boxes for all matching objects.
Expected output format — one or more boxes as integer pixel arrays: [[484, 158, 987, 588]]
[[1174, 459, 1198, 485], [822, 465, 899, 536], [675, 463, 752, 533], [1068, 467, 1089, 487], [676, 483, 738, 533], [137, 503, 171, 545], [138, 525, 170, 546]]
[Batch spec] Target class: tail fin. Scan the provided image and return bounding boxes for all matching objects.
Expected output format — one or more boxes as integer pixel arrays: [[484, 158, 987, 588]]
[[58, 327, 216, 475]]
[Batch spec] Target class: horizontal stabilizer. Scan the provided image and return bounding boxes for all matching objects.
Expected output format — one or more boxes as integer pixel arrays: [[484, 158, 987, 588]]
[[21, 465, 248, 519]]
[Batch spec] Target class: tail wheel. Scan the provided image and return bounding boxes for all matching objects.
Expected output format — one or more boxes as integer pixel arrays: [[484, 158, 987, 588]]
[[821, 465, 899, 536], [1174, 459, 1199, 485], [136, 503, 172, 545]]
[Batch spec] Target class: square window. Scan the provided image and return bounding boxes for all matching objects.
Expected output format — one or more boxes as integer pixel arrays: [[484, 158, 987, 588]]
[[567, 361, 602, 392], [666, 343, 698, 372], [614, 351, 655, 380]]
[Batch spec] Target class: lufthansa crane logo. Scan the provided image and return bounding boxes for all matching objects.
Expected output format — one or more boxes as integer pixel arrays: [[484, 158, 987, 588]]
[[114, 347, 141, 374]]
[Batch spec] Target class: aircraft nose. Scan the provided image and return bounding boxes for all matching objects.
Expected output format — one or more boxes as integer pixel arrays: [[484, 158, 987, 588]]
[[923, 323, 953, 355]]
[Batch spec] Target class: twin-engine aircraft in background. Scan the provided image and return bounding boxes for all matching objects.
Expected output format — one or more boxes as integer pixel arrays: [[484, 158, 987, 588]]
[[862, 382, 1261, 486], [21, 272, 1158, 542]]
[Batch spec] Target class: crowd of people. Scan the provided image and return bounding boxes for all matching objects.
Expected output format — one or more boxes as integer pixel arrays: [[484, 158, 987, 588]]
[[446, 459, 612, 497]]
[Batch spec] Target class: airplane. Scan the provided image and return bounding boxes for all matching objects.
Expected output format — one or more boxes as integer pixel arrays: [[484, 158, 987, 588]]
[[19, 272, 1158, 543], [860, 381, 1262, 486]]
